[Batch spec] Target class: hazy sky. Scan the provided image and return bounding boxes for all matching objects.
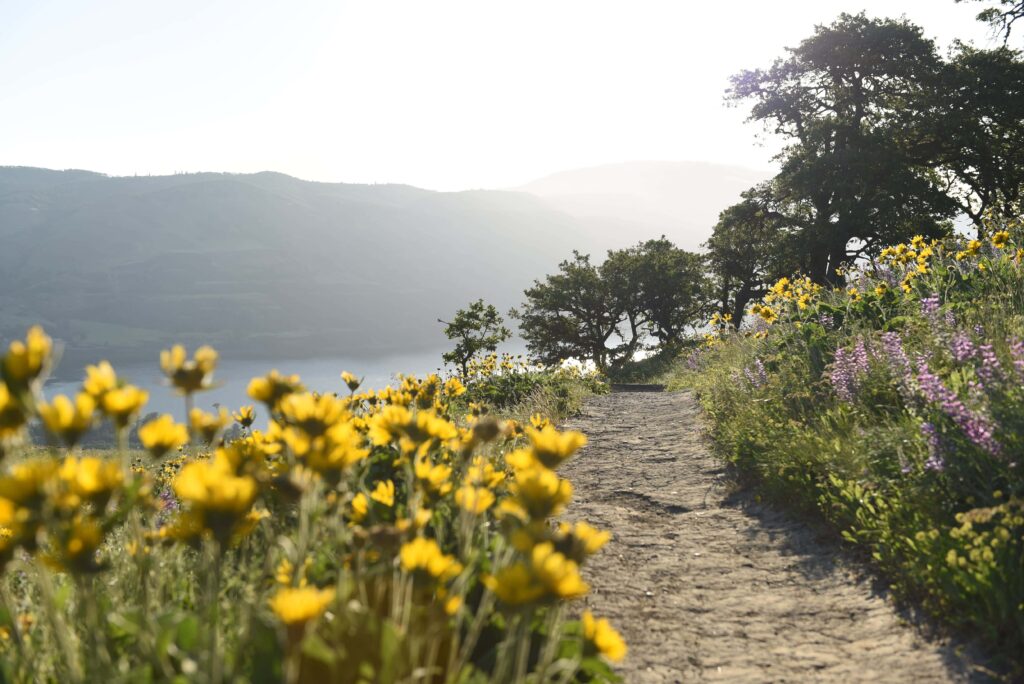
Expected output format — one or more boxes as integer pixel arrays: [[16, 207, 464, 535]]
[[0, 0, 994, 190]]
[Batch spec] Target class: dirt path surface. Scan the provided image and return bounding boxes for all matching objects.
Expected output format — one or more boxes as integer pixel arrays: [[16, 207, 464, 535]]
[[560, 391, 970, 683]]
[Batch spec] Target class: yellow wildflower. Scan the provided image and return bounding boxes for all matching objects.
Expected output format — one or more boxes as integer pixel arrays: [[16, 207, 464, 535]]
[[139, 414, 189, 458], [0, 459, 60, 506], [582, 611, 627, 662], [173, 456, 258, 543], [415, 457, 453, 498], [100, 385, 149, 428], [0, 383, 27, 441], [531, 542, 589, 599], [58, 456, 123, 504], [454, 485, 495, 514], [247, 370, 304, 408], [340, 371, 362, 393], [992, 230, 1010, 249], [399, 537, 463, 581], [2, 326, 52, 387], [189, 407, 230, 446], [269, 586, 335, 626], [349, 492, 368, 523], [483, 563, 545, 605], [233, 405, 256, 429], [510, 465, 572, 520], [82, 361, 118, 399], [160, 345, 218, 394], [370, 480, 395, 507], [526, 425, 587, 469]]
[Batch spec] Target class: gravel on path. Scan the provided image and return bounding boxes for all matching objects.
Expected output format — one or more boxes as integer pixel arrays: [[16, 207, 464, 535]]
[[560, 391, 974, 683]]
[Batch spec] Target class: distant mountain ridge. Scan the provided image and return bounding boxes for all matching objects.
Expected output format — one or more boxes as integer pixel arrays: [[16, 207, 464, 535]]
[[0, 167, 586, 374], [0, 161, 769, 374], [516, 160, 772, 253]]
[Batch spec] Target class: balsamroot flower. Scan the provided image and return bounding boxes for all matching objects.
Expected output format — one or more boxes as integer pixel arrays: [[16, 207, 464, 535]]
[[369, 480, 395, 507], [37, 394, 96, 448], [233, 405, 256, 429], [160, 345, 218, 394], [269, 586, 336, 626], [341, 371, 361, 393], [248, 370, 304, 409], [415, 457, 453, 499], [399, 537, 463, 581], [139, 414, 189, 458], [582, 611, 627, 662], [1, 326, 52, 389], [507, 465, 572, 520], [555, 521, 611, 563], [82, 361, 118, 400], [526, 425, 587, 469], [484, 542, 589, 605], [57, 456, 124, 509], [100, 385, 149, 429], [454, 485, 495, 514], [173, 455, 258, 544], [0, 382, 28, 442], [189, 407, 230, 446]]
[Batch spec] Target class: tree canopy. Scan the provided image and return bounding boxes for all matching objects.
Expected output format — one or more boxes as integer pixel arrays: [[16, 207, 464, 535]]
[[439, 299, 512, 376]]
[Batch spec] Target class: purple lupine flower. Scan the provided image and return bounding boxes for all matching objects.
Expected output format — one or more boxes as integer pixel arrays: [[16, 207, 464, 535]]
[[976, 344, 1003, 386], [920, 422, 945, 472], [829, 347, 857, 402], [829, 339, 871, 402], [950, 332, 976, 364], [743, 358, 767, 388], [915, 359, 1002, 457], [944, 310, 957, 327], [880, 332, 914, 396], [817, 312, 835, 330], [974, 324, 985, 336], [852, 338, 870, 376], [1009, 337, 1024, 379], [920, 295, 940, 316]]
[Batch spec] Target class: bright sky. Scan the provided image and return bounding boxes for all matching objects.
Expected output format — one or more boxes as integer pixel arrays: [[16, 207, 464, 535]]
[[0, 0, 993, 191]]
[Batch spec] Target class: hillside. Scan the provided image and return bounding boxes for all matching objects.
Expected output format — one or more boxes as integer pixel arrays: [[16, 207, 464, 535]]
[[0, 167, 586, 374], [518, 160, 771, 252]]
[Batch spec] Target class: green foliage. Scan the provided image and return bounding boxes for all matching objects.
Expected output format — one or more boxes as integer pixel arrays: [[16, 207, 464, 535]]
[[439, 299, 511, 377], [669, 223, 1024, 674], [515, 240, 709, 372]]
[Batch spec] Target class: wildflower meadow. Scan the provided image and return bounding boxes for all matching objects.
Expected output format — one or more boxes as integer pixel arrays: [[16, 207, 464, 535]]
[[0, 334, 623, 682], [672, 215, 1024, 674]]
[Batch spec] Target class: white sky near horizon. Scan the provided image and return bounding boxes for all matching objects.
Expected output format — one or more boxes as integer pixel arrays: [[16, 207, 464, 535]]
[[0, 0, 995, 191]]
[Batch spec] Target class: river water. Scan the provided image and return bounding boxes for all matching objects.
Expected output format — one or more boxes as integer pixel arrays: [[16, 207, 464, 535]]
[[43, 349, 451, 423]]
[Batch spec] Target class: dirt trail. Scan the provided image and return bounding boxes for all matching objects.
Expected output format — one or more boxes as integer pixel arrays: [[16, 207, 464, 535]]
[[560, 391, 971, 683]]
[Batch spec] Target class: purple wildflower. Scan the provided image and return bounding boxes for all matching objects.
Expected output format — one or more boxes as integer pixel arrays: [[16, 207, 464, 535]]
[[829, 339, 870, 402], [976, 344, 1003, 386], [950, 332, 976, 364], [920, 295, 940, 316], [880, 332, 913, 396], [743, 358, 767, 388], [920, 422, 945, 472], [944, 310, 957, 327], [915, 359, 1001, 457], [1009, 337, 1024, 379], [817, 312, 835, 330]]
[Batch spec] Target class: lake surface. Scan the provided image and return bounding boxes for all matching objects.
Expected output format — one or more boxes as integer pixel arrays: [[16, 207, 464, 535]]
[[43, 349, 452, 423]]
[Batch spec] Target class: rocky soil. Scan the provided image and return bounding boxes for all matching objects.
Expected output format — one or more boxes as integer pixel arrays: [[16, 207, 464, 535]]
[[560, 391, 978, 683]]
